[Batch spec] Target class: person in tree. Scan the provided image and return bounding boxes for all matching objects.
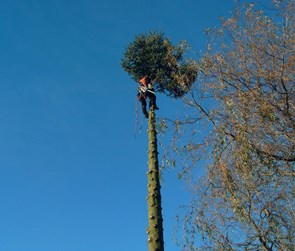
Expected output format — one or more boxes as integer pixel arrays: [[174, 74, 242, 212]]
[[137, 76, 159, 118], [137, 84, 148, 118]]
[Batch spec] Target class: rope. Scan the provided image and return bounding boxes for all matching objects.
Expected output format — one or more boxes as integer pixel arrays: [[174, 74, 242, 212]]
[[134, 96, 139, 137], [134, 97, 143, 137]]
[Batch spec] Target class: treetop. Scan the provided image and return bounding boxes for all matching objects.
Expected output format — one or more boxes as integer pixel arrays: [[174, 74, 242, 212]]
[[121, 31, 197, 98]]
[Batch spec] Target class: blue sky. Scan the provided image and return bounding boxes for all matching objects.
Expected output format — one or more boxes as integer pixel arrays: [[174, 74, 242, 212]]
[[0, 1, 234, 250]]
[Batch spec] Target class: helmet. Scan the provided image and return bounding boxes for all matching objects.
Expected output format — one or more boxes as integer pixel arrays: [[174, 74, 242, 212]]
[[139, 76, 148, 86]]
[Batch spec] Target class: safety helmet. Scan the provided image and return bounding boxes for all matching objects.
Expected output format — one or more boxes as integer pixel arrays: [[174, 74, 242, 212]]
[[139, 76, 148, 85]]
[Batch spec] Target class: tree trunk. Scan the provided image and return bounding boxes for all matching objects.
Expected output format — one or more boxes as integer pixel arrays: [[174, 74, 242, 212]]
[[146, 108, 164, 251]]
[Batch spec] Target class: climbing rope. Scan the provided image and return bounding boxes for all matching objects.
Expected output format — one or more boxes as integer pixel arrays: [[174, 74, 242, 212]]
[[134, 97, 143, 137]]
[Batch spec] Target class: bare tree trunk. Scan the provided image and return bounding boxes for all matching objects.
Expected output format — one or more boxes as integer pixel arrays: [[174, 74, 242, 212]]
[[146, 108, 164, 251]]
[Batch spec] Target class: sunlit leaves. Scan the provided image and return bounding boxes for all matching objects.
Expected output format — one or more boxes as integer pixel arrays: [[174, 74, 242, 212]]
[[170, 1, 295, 250]]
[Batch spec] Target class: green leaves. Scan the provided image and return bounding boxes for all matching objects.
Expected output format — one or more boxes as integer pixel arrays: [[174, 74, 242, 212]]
[[121, 31, 197, 98]]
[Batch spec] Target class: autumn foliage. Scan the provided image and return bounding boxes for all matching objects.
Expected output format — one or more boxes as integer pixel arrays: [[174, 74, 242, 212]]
[[166, 1, 295, 250]]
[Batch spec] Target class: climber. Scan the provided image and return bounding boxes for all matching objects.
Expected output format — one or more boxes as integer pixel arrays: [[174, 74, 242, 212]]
[[137, 76, 159, 118], [137, 85, 148, 118]]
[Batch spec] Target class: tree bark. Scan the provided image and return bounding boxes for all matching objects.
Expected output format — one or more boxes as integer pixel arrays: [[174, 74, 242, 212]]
[[146, 108, 164, 251]]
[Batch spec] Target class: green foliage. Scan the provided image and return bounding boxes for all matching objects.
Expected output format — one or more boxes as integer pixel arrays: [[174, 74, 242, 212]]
[[121, 31, 197, 98]]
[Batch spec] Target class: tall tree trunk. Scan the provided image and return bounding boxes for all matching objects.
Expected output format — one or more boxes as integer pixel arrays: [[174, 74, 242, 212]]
[[146, 108, 164, 251]]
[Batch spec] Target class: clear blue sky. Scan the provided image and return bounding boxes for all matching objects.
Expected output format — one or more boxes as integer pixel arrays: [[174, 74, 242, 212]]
[[0, 1, 234, 250]]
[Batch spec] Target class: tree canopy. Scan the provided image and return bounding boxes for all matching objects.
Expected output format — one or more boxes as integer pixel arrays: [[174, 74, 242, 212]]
[[121, 32, 197, 98], [163, 1, 295, 250]]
